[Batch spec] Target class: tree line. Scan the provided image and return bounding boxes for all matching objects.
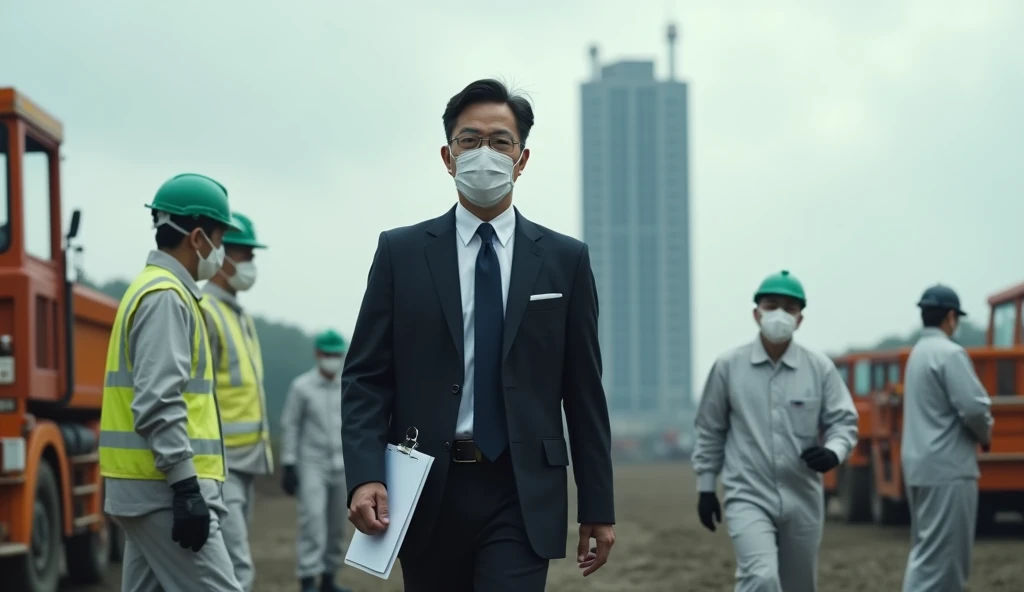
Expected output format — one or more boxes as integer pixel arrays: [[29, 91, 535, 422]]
[[841, 320, 987, 354]]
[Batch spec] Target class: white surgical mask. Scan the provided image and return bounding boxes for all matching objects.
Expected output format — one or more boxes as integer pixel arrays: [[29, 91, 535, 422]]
[[318, 357, 344, 376], [452, 147, 521, 208], [226, 260, 257, 292], [759, 308, 798, 344], [155, 212, 224, 281]]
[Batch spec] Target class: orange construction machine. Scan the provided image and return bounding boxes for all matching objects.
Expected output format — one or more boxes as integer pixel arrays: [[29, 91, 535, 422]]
[[826, 282, 1024, 529], [0, 88, 122, 591]]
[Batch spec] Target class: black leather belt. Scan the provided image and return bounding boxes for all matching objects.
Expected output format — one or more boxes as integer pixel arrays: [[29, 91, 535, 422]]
[[450, 439, 485, 463]]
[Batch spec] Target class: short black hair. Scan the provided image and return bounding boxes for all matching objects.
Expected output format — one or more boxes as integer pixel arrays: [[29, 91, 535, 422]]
[[153, 211, 225, 251], [443, 79, 535, 146], [921, 307, 953, 328]]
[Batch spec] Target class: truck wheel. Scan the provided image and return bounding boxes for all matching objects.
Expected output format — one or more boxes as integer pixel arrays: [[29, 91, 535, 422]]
[[64, 518, 111, 584], [7, 461, 62, 592], [836, 464, 872, 523]]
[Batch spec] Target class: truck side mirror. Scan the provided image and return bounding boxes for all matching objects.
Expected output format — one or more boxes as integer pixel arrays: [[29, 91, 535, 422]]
[[66, 209, 81, 241]]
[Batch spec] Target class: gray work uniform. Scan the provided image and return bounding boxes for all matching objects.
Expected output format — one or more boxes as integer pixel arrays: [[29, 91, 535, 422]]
[[691, 338, 859, 592], [901, 327, 993, 592], [104, 250, 241, 592], [202, 283, 273, 592], [280, 367, 347, 579]]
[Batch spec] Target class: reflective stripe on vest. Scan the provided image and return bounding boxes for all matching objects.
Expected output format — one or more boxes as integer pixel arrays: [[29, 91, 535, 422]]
[[201, 295, 271, 451], [98, 266, 225, 482]]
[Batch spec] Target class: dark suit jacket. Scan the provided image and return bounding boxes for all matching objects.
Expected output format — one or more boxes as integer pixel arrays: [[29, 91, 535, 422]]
[[341, 205, 615, 560]]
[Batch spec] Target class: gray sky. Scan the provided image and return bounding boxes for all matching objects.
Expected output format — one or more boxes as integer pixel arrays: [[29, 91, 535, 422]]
[[3, 0, 1023, 397]]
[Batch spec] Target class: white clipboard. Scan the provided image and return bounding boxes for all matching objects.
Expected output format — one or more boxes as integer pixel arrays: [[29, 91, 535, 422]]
[[344, 427, 434, 579]]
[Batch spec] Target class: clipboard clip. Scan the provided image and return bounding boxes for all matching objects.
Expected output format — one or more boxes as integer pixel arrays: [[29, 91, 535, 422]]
[[397, 426, 420, 455]]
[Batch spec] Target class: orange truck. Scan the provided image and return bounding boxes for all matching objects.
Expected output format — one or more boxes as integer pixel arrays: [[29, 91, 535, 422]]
[[826, 282, 1024, 529], [0, 88, 122, 591]]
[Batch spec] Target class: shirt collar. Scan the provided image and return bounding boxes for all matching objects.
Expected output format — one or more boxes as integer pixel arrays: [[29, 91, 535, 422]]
[[455, 202, 515, 248], [146, 250, 202, 300], [313, 366, 342, 385], [919, 327, 949, 340], [203, 282, 241, 311], [750, 336, 801, 369]]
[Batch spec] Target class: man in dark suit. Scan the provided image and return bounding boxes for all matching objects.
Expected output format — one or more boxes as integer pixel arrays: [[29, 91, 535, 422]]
[[341, 79, 616, 591]]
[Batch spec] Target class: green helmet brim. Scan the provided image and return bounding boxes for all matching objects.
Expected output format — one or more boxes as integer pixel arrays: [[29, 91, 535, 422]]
[[144, 203, 243, 231], [222, 237, 267, 249]]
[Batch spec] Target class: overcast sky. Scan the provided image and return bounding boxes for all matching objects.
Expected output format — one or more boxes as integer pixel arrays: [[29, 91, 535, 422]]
[[3, 1, 1023, 397]]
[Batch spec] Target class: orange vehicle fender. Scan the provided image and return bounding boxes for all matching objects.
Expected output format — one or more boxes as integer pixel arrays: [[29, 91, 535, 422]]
[[22, 420, 74, 536]]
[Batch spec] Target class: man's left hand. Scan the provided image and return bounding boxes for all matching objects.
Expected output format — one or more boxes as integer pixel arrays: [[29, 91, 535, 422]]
[[577, 523, 615, 577], [801, 446, 840, 473]]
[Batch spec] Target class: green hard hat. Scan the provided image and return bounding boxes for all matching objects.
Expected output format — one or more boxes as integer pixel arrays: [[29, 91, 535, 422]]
[[222, 212, 267, 249], [753, 270, 807, 307], [315, 329, 347, 354], [145, 173, 240, 230]]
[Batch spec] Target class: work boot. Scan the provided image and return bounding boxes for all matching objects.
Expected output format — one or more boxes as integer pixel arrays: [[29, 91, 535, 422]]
[[320, 571, 353, 592], [300, 576, 317, 592]]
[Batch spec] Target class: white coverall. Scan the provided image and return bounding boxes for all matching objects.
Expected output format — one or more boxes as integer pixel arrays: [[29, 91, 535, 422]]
[[202, 282, 273, 592], [901, 327, 993, 592], [104, 251, 242, 592], [692, 338, 859, 592], [280, 366, 348, 580]]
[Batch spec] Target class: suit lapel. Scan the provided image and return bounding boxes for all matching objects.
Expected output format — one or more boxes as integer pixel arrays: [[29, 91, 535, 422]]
[[502, 209, 545, 360], [424, 206, 464, 361]]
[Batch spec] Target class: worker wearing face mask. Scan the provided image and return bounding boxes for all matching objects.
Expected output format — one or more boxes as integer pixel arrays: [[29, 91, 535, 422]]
[[99, 173, 243, 591], [279, 330, 353, 592], [691, 270, 859, 592], [901, 284, 992, 592], [199, 211, 272, 592]]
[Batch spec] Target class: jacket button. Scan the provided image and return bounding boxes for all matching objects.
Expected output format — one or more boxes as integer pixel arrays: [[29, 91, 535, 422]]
[[452, 384, 460, 395], [444, 441, 451, 451]]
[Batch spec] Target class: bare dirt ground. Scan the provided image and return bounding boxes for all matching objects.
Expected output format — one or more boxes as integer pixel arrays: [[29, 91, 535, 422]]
[[72, 464, 1024, 591]]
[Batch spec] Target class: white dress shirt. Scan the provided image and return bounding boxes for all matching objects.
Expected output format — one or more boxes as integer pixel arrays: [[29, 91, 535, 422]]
[[454, 202, 516, 439]]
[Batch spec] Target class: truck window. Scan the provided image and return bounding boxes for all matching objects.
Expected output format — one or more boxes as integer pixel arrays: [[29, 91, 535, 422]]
[[888, 362, 901, 385], [24, 134, 52, 261], [871, 364, 885, 389], [836, 363, 850, 388], [0, 123, 8, 253], [992, 301, 1017, 347], [854, 360, 871, 396]]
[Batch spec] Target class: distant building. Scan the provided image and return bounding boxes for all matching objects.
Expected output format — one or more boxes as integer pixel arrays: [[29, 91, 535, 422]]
[[581, 25, 693, 435]]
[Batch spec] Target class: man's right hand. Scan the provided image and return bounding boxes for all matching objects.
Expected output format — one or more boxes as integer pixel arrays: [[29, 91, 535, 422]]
[[697, 491, 721, 533], [170, 476, 211, 552], [348, 482, 390, 534], [281, 465, 299, 496]]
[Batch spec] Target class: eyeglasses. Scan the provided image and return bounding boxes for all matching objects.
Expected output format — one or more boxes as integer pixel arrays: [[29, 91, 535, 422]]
[[450, 135, 519, 154]]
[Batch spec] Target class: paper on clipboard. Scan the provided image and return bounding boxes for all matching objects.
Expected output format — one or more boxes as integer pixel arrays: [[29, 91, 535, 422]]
[[344, 427, 434, 580]]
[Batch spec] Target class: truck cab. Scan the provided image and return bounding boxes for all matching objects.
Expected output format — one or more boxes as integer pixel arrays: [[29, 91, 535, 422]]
[[0, 88, 120, 592], [986, 281, 1024, 347]]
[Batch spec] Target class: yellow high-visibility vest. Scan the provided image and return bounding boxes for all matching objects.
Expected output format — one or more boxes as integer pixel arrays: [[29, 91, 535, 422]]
[[200, 295, 272, 461], [98, 265, 225, 482]]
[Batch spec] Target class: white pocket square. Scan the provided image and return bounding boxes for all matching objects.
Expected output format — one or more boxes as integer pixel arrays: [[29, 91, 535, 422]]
[[529, 293, 563, 301]]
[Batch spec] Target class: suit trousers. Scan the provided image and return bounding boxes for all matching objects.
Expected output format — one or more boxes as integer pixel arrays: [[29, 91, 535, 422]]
[[400, 453, 550, 592]]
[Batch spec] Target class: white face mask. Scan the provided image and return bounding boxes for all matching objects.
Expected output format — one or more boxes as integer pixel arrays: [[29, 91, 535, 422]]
[[318, 357, 344, 376], [155, 212, 224, 281], [452, 147, 521, 208], [759, 308, 798, 344], [226, 260, 257, 292]]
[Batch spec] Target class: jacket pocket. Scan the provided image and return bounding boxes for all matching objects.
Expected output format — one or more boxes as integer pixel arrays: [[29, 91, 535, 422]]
[[786, 399, 821, 438], [542, 438, 570, 467]]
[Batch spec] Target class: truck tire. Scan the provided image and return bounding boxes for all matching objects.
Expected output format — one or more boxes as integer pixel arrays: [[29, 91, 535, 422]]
[[6, 461, 62, 592], [835, 464, 872, 523], [64, 518, 111, 584]]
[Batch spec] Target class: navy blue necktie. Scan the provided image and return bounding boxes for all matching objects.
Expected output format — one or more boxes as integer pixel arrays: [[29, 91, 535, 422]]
[[473, 223, 508, 461]]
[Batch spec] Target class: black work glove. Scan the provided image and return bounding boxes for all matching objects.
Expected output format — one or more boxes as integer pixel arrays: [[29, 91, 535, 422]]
[[801, 446, 840, 473], [170, 476, 210, 552], [282, 465, 299, 496], [697, 492, 721, 532]]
